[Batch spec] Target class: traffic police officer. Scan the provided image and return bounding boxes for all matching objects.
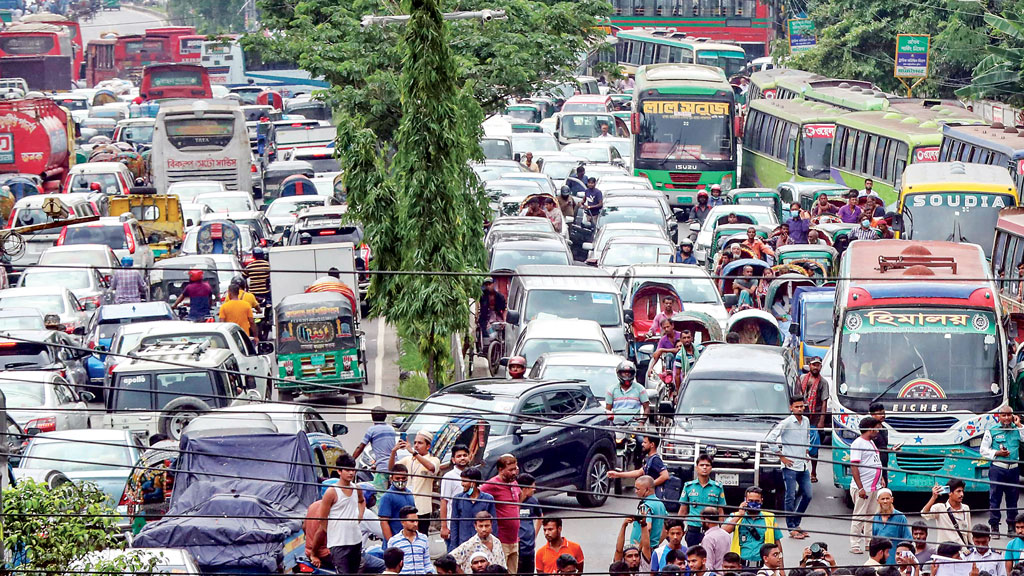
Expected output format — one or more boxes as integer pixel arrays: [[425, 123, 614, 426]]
[[981, 405, 1024, 537], [679, 454, 727, 546]]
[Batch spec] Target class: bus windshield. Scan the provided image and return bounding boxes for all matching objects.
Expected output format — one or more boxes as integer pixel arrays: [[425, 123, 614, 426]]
[[802, 301, 834, 345], [695, 50, 745, 77], [0, 35, 54, 55], [837, 308, 1001, 401], [165, 118, 235, 150], [901, 193, 1016, 259], [635, 99, 732, 162], [798, 124, 835, 180]]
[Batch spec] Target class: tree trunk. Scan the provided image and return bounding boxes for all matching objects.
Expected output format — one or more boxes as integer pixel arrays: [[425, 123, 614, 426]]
[[426, 325, 438, 394]]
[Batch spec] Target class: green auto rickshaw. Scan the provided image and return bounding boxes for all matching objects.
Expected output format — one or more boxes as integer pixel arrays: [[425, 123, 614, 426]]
[[505, 104, 543, 124], [776, 244, 839, 280], [275, 292, 366, 404], [727, 188, 784, 222], [706, 224, 774, 272]]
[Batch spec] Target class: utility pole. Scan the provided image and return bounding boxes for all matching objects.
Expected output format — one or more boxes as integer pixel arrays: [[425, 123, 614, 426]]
[[360, 9, 507, 28]]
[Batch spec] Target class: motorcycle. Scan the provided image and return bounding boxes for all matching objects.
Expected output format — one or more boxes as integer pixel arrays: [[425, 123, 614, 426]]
[[612, 416, 647, 495]]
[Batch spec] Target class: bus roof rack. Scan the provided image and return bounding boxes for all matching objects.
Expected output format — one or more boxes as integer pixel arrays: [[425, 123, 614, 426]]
[[878, 255, 957, 274]]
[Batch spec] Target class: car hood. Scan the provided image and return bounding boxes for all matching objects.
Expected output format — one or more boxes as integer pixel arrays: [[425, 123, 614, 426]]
[[669, 417, 779, 444]]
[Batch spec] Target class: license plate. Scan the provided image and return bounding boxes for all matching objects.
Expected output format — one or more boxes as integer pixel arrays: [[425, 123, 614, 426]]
[[310, 354, 326, 366], [339, 370, 355, 378], [906, 474, 936, 487], [716, 473, 739, 486]]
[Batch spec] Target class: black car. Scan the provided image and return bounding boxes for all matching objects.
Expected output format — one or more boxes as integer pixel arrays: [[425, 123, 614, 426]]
[[660, 344, 799, 507], [392, 378, 617, 507]]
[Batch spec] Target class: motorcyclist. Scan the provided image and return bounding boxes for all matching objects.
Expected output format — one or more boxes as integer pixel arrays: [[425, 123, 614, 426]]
[[243, 246, 272, 304], [172, 267, 214, 321], [688, 191, 712, 224], [508, 355, 527, 379], [678, 239, 697, 265], [110, 256, 147, 304], [605, 360, 650, 423], [708, 184, 726, 207]]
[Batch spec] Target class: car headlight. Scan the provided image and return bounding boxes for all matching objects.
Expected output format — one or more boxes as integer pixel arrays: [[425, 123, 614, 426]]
[[837, 427, 859, 443], [663, 441, 695, 460], [761, 452, 780, 463]]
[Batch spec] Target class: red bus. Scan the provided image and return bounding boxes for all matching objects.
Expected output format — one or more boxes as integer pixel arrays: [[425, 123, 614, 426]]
[[114, 34, 169, 81], [177, 34, 206, 63], [144, 27, 198, 63], [0, 24, 72, 59], [85, 37, 118, 86], [140, 64, 212, 101], [19, 13, 82, 81]]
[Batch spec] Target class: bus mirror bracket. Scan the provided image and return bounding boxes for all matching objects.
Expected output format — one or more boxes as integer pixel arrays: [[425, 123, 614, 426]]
[[887, 212, 904, 233]]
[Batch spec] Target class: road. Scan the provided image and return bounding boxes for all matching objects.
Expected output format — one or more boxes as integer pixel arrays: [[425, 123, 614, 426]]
[[81, 4, 166, 44]]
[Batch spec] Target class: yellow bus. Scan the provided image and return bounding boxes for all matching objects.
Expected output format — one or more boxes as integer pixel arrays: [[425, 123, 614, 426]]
[[895, 161, 1017, 259]]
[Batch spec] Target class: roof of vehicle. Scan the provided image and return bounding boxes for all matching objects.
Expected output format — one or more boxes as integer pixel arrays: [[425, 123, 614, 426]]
[[687, 344, 788, 381], [842, 239, 989, 283], [603, 235, 674, 247], [154, 255, 217, 269], [96, 302, 174, 321], [116, 117, 155, 126], [114, 342, 236, 373], [533, 351, 624, 367], [65, 216, 136, 228], [492, 238, 568, 251], [168, 180, 226, 191], [290, 147, 335, 158], [565, 94, 612, 103], [0, 287, 70, 298], [41, 244, 114, 254], [31, 428, 132, 442], [520, 317, 609, 339], [439, 378, 591, 398], [487, 179, 544, 190], [0, 369, 57, 383], [901, 161, 1015, 194], [620, 263, 715, 279], [514, 264, 616, 290], [67, 162, 130, 174], [265, 160, 316, 172], [195, 190, 254, 199], [604, 195, 666, 207]]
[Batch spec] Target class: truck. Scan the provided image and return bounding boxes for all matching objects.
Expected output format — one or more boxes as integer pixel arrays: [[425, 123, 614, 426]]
[[0, 98, 74, 192], [132, 432, 319, 574], [268, 243, 360, 313]]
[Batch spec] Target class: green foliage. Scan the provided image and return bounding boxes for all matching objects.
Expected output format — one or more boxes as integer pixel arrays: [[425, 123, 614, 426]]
[[786, 0, 987, 97], [168, 0, 248, 33], [3, 479, 158, 573], [958, 13, 1024, 105], [249, 0, 611, 142]]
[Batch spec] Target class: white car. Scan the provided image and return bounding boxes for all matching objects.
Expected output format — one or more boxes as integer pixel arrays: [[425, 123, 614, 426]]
[[562, 142, 627, 166], [57, 215, 155, 271], [191, 403, 340, 436], [509, 318, 613, 369], [168, 181, 228, 204], [265, 195, 330, 234], [618, 263, 729, 332], [527, 351, 625, 398], [0, 370, 91, 431], [62, 162, 134, 196], [585, 222, 670, 261], [39, 244, 120, 276], [0, 286, 91, 334], [597, 175, 653, 190], [595, 235, 676, 275], [194, 191, 257, 214]]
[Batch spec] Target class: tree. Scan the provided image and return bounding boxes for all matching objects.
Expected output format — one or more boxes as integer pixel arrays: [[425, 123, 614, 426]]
[[783, 0, 987, 96], [3, 479, 158, 573], [957, 13, 1024, 106], [247, 0, 610, 142], [168, 0, 248, 34]]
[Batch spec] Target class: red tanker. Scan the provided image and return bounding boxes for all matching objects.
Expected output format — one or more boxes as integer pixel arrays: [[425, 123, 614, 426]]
[[0, 98, 71, 191]]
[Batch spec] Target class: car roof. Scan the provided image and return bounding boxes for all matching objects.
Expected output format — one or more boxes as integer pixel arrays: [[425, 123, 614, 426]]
[[69, 162, 128, 174], [521, 318, 606, 337], [0, 369, 56, 382], [534, 351, 624, 367], [440, 377, 590, 398], [687, 344, 788, 381], [168, 180, 225, 189], [0, 287, 68, 297], [604, 196, 663, 206], [621, 263, 711, 278], [0, 307, 44, 318], [604, 235, 674, 247], [67, 217, 134, 228], [115, 346, 236, 372], [492, 238, 567, 251], [97, 302, 173, 320], [33, 428, 131, 442], [514, 264, 615, 290]]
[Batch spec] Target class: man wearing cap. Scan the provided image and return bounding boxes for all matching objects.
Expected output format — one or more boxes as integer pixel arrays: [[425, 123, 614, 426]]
[[798, 358, 828, 483], [838, 190, 864, 224], [708, 184, 726, 207], [557, 186, 577, 218], [389, 431, 441, 534]]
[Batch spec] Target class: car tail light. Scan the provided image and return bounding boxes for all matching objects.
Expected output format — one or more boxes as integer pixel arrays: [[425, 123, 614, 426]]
[[56, 226, 68, 246], [123, 223, 136, 254], [250, 164, 257, 173], [80, 295, 101, 309], [298, 563, 315, 573], [242, 255, 254, 266], [26, 417, 56, 433], [118, 483, 133, 506], [87, 340, 96, 349], [318, 230, 336, 236], [6, 209, 16, 229], [63, 324, 75, 334]]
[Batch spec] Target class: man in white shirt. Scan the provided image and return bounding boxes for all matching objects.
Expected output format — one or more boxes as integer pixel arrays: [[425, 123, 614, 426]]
[[850, 416, 885, 554], [440, 444, 471, 550], [966, 524, 1006, 576], [756, 543, 785, 576], [766, 396, 812, 539], [922, 479, 972, 547]]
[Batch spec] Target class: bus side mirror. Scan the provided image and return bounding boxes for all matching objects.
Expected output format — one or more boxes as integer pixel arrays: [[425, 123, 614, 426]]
[[887, 212, 904, 233]]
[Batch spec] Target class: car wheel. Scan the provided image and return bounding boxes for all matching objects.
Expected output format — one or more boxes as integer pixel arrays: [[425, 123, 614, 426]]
[[158, 396, 211, 440], [576, 451, 611, 507]]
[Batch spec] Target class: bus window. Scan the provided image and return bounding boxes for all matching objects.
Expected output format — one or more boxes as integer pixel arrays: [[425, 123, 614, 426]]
[[872, 137, 887, 177], [670, 46, 683, 61], [842, 129, 855, 169], [642, 42, 654, 65], [994, 231, 1010, 277], [656, 46, 670, 63], [0, 35, 54, 55], [165, 118, 234, 150]]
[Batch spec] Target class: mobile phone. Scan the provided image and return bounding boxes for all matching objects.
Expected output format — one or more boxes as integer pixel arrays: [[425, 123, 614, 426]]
[[400, 432, 408, 442], [938, 485, 951, 495]]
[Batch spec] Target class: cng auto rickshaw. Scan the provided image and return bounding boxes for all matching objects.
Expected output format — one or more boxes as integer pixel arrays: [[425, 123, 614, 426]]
[[775, 244, 838, 280], [149, 256, 221, 306], [275, 292, 366, 404], [262, 160, 315, 204], [110, 194, 184, 260], [787, 286, 835, 368], [280, 175, 319, 199], [724, 309, 785, 346], [763, 272, 816, 329], [727, 188, 784, 222], [505, 104, 543, 124], [195, 220, 243, 258], [624, 281, 681, 380]]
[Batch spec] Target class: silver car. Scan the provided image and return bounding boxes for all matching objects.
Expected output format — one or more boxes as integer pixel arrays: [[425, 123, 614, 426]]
[[0, 287, 91, 334], [39, 244, 121, 277], [0, 370, 91, 431], [18, 267, 111, 311]]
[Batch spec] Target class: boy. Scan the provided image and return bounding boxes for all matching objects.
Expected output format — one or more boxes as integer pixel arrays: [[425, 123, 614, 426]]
[[518, 473, 543, 576], [441, 445, 472, 548], [451, 467, 497, 549], [352, 406, 397, 490], [386, 506, 434, 574]]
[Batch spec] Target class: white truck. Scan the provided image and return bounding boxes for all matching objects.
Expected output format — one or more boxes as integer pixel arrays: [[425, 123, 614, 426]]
[[268, 243, 360, 316]]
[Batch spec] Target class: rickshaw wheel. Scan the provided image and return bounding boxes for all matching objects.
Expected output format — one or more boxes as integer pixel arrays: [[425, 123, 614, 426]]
[[487, 340, 502, 377]]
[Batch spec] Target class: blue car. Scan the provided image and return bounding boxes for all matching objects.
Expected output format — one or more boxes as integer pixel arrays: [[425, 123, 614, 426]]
[[84, 302, 175, 391]]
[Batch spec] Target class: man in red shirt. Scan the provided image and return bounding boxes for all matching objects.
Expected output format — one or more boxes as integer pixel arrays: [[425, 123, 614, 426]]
[[536, 518, 585, 575], [798, 357, 828, 483], [480, 454, 522, 569]]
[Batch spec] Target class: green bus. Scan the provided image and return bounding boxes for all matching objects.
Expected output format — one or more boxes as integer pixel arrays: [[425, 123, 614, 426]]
[[776, 77, 885, 111], [615, 29, 746, 77], [741, 98, 844, 188], [746, 68, 821, 102], [829, 111, 946, 204], [633, 62, 738, 208]]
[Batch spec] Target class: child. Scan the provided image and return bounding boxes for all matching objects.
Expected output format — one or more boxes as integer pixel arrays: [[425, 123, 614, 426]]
[[518, 473, 543, 576], [450, 467, 497, 550]]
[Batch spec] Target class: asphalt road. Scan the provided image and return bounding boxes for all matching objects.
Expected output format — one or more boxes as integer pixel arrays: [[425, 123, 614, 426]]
[[81, 4, 166, 44]]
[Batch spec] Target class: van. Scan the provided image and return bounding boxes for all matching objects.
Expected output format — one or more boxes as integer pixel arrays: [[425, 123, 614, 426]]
[[504, 264, 627, 355]]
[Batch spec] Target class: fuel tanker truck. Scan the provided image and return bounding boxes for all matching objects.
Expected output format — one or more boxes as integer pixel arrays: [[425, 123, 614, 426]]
[[0, 97, 74, 192]]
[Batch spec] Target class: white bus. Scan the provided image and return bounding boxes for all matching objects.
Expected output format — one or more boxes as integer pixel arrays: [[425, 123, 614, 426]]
[[152, 99, 253, 194]]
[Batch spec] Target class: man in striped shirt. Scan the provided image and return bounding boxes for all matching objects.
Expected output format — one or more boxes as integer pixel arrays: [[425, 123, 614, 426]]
[[243, 247, 271, 302], [386, 506, 434, 574]]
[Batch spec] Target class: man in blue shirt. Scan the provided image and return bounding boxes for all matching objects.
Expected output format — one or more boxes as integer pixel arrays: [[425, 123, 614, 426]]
[[518, 473, 543, 575], [584, 177, 604, 218], [786, 203, 811, 244], [837, 190, 863, 224], [352, 406, 397, 490], [377, 465, 416, 541], [386, 506, 435, 574], [1004, 514, 1024, 573], [678, 239, 697, 265], [450, 467, 497, 549], [633, 475, 667, 548]]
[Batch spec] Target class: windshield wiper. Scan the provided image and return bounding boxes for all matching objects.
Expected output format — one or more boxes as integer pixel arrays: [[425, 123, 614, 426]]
[[869, 365, 924, 404]]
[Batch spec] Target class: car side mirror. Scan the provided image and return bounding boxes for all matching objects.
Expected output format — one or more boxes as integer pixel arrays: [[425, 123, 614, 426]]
[[259, 204, 268, 212], [392, 416, 406, 428], [623, 310, 634, 324], [513, 153, 522, 162], [506, 310, 520, 325], [94, 344, 108, 353], [499, 357, 510, 367], [80, 391, 96, 403], [581, 242, 593, 251], [887, 212, 904, 232], [26, 427, 41, 436], [518, 423, 541, 435], [257, 341, 275, 355], [723, 294, 739, 307], [332, 423, 349, 436], [586, 258, 598, 267]]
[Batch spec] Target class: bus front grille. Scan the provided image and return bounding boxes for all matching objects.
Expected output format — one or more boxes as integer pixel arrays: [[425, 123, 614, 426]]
[[885, 416, 959, 434], [895, 453, 945, 472], [668, 172, 701, 188]]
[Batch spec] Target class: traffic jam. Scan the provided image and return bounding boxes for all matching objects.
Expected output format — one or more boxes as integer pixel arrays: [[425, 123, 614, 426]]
[[1, 4, 1024, 576]]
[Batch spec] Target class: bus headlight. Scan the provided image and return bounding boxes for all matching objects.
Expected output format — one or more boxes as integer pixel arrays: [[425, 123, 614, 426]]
[[720, 174, 733, 191]]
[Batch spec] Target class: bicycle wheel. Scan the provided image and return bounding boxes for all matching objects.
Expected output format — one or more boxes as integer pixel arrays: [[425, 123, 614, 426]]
[[487, 340, 502, 376]]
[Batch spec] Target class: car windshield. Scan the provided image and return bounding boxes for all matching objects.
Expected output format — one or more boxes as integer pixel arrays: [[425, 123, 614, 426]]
[[0, 314, 44, 331], [198, 195, 254, 212], [39, 250, 109, 269], [170, 184, 223, 202], [23, 440, 132, 472], [63, 226, 126, 250], [677, 378, 789, 416], [560, 115, 615, 140], [491, 248, 569, 270], [602, 243, 673, 267], [69, 173, 120, 194], [562, 102, 609, 114], [695, 50, 746, 77], [536, 364, 616, 397], [22, 270, 91, 290], [0, 343, 53, 369], [901, 193, 1013, 259], [403, 393, 517, 437], [802, 301, 834, 345], [520, 338, 608, 363], [0, 295, 65, 314], [0, 379, 45, 408], [13, 209, 58, 227], [837, 308, 1001, 404], [511, 135, 559, 154], [565, 146, 609, 163], [299, 157, 341, 173], [266, 199, 326, 217], [524, 289, 620, 326], [599, 205, 665, 227], [481, 139, 512, 160], [120, 125, 154, 145], [540, 159, 581, 180], [97, 315, 170, 340]]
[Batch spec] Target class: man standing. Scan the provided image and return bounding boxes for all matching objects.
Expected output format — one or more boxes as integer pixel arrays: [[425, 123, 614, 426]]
[[451, 511, 507, 572], [678, 455, 727, 546], [478, 279, 507, 343], [608, 435, 670, 498], [304, 489, 334, 569], [850, 416, 884, 554], [798, 358, 828, 483], [981, 405, 1023, 537], [352, 406, 397, 490], [860, 178, 875, 198], [218, 283, 257, 341], [450, 467, 497, 550], [518, 473, 543, 576], [535, 518, 585, 575], [652, 520, 687, 572], [377, 464, 416, 541], [389, 432, 441, 534], [838, 191, 864, 224], [869, 403, 897, 486], [724, 486, 782, 566], [629, 476, 667, 548], [966, 524, 1005, 576], [757, 543, 785, 576], [701, 508, 731, 571], [911, 521, 935, 574], [319, 454, 365, 576], [1003, 514, 1024, 574], [922, 479, 971, 547], [786, 203, 811, 244], [110, 256, 146, 304], [741, 227, 775, 261], [584, 177, 604, 219], [557, 186, 577, 218], [766, 396, 812, 539], [387, 506, 435, 574], [673, 330, 705, 386], [441, 445, 472, 549], [481, 454, 522, 570]]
